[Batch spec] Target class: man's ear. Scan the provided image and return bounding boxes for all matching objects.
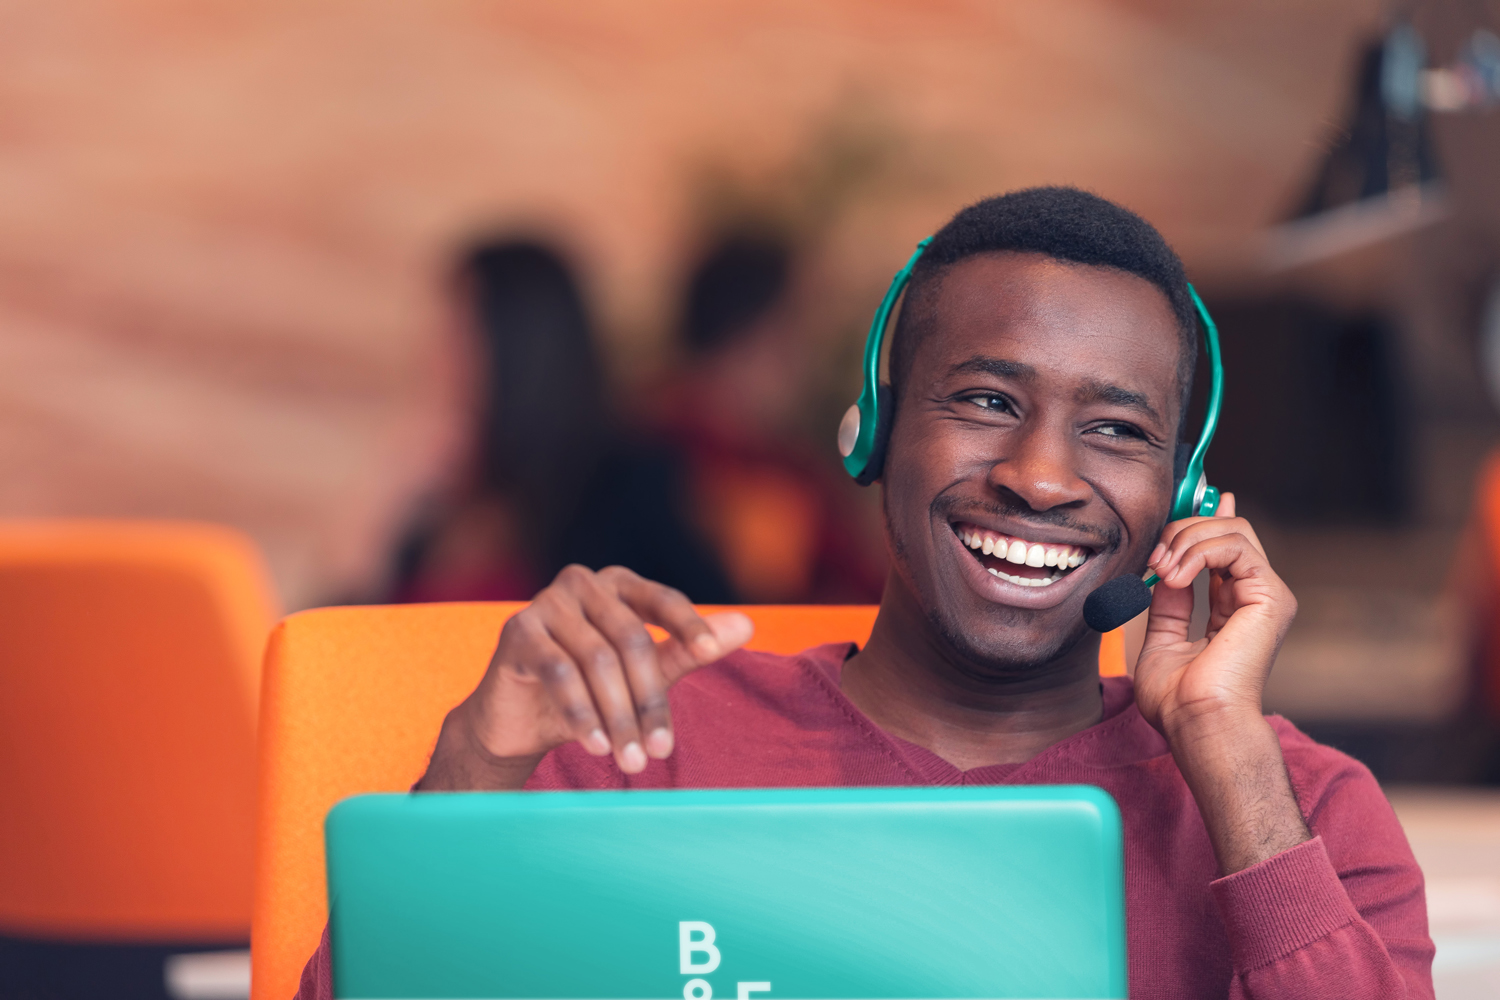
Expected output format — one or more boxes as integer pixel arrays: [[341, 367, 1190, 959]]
[[1172, 441, 1191, 489], [854, 384, 895, 486]]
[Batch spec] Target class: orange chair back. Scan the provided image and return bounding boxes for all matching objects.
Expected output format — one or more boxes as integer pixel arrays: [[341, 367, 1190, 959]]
[[251, 601, 1125, 1000], [0, 520, 277, 942]]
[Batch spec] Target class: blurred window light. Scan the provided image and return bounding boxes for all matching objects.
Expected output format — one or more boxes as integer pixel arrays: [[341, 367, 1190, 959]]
[[1422, 67, 1472, 111], [1420, 29, 1500, 112], [164, 949, 250, 1000]]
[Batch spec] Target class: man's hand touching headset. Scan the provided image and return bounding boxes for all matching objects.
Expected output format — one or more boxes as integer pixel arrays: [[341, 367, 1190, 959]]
[[1130, 493, 1309, 875], [1132, 492, 1297, 732]]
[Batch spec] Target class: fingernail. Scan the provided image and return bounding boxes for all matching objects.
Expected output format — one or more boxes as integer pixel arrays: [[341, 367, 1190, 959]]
[[692, 634, 721, 659], [1148, 543, 1165, 566], [645, 727, 674, 758], [584, 729, 611, 756], [620, 741, 647, 773]]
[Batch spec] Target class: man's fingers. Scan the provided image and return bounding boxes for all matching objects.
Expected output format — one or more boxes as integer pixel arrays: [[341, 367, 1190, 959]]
[[1156, 532, 1275, 591], [654, 611, 755, 682], [706, 610, 755, 650], [539, 596, 649, 774], [603, 566, 721, 653], [487, 565, 759, 774], [1210, 493, 1266, 553], [1140, 570, 1195, 651], [1151, 515, 1265, 581], [572, 572, 676, 760], [603, 567, 755, 680], [504, 614, 610, 757]]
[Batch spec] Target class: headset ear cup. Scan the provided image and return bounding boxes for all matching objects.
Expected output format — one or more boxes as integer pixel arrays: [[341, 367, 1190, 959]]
[[854, 384, 894, 486], [1173, 442, 1191, 490]]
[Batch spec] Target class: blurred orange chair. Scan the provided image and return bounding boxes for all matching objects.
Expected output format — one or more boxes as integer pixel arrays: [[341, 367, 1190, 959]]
[[252, 601, 1126, 1000], [0, 520, 277, 947], [1470, 451, 1500, 719]]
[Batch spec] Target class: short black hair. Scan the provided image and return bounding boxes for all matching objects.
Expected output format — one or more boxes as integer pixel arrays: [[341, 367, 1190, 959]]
[[889, 186, 1197, 426]]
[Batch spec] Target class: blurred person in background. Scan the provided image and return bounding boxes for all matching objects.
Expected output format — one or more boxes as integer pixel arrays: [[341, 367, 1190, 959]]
[[634, 232, 885, 604], [391, 240, 735, 604]]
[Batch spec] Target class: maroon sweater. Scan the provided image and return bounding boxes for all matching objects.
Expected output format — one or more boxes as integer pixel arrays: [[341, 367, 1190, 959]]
[[296, 644, 1434, 999]]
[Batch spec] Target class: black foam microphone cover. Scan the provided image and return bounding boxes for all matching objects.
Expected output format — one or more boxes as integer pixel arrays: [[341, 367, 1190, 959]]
[[1083, 574, 1154, 633]]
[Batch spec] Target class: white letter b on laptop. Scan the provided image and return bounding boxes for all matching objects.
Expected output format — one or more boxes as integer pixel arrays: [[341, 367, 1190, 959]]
[[679, 921, 721, 974]]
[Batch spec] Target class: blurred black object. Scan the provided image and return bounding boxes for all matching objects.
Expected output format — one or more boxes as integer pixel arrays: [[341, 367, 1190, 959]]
[[1293, 33, 1440, 218], [1294, 718, 1500, 785], [682, 235, 791, 355], [393, 240, 734, 603], [1199, 297, 1408, 524], [469, 242, 609, 543], [1083, 574, 1154, 634], [0, 935, 243, 1000]]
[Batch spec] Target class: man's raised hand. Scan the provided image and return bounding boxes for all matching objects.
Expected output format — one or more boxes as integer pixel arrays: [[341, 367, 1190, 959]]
[[420, 565, 753, 791], [1131, 491, 1297, 734], [1130, 492, 1309, 876]]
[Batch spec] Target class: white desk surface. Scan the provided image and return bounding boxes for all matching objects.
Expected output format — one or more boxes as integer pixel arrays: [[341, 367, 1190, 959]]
[[1388, 787, 1500, 1000]]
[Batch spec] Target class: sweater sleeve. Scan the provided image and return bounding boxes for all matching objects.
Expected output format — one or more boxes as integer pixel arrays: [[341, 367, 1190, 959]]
[[293, 924, 334, 1000], [1211, 736, 1434, 999]]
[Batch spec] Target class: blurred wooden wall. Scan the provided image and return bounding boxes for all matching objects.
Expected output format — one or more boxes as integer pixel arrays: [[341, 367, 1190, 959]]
[[0, 0, 1381, 607]]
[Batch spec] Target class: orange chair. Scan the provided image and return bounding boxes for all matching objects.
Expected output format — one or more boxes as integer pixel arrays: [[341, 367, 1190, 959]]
[[252, 602, 1126, 1000], [0, 520, 277, 946]]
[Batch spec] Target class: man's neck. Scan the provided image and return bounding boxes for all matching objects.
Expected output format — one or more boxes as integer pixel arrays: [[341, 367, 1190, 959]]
[[841, 586, 1105, 772]]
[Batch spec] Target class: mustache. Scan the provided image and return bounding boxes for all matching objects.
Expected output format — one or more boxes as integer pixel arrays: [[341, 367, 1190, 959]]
[[933, 492, 1121, 552]]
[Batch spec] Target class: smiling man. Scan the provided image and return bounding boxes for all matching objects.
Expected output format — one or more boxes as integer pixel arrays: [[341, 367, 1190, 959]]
[[298, 189, 1433, 999]]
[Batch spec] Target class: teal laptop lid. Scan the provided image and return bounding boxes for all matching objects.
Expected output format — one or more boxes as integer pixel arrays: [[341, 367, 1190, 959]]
[[326, 786, 1126, 1000]]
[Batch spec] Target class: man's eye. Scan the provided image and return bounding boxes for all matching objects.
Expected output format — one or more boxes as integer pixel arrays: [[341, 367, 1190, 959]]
[[963, 393, 1014, 413], [1090, 423, 1144, 439]]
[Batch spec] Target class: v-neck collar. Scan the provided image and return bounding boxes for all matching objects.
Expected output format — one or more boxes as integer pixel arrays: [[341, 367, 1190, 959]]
[[795, 643, 1165, 786]]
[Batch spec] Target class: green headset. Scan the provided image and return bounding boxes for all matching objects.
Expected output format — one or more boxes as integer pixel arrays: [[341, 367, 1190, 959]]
[[837, 237, 1223, 523]]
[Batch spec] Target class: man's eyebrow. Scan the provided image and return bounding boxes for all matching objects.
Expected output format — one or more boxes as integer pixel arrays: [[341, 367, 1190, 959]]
[[945, 356, 1036, 381], [1076, 379, 1161, 423]]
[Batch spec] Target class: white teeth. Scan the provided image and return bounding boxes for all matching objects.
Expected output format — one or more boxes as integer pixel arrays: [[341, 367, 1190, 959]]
[[955, 525, 1090, 577], [987, 566, 1066, 587]]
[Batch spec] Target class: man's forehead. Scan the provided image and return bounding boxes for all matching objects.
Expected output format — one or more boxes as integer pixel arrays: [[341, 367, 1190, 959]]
[[930, 252, 1175, 330], [913, 253, 1181, 398]]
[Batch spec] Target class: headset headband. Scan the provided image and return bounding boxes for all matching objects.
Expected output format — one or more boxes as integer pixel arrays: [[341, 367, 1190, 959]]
[[838, 238, 1223, 521]]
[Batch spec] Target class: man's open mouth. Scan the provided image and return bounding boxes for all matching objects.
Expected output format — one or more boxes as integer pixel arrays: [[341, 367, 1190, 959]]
[[953, 522, 1093, 588]]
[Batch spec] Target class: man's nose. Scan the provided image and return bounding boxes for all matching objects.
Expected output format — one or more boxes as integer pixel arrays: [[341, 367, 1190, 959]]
[[986, 425, 1092, 511]]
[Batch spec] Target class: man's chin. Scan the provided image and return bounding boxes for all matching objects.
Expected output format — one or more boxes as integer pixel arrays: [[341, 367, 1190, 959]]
[[922, 602, 1094, 682]]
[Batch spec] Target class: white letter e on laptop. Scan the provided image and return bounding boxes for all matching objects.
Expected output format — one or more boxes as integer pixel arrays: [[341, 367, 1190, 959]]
[[679, 921, 721, 974]]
